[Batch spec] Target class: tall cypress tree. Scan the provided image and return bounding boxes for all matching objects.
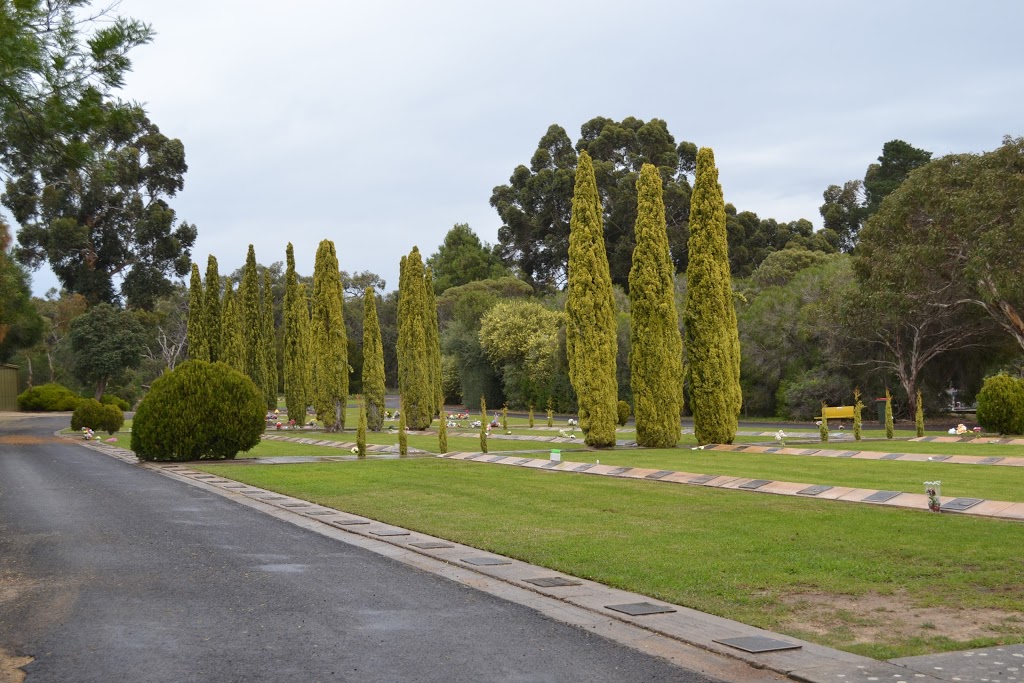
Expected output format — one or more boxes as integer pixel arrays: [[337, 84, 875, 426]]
[[204, 255, 222, 362], [397, 247, 433, 429], [311, 239, 348, 431], [685, 147, 741, 445], [362, 286, 386, 431], [220, 285, 246, 374], [239, 245, 265, 394], [261, 269, 278, 410], [284, 244, 309, 424], [565, 151, 618, 448], [424, 266, 442, 416], [629, 164, 683, 447], [186, 263, 209, 361]]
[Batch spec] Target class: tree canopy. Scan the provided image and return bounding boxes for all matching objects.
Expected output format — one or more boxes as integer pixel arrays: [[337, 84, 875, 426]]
[[426, 223, 507, 294]]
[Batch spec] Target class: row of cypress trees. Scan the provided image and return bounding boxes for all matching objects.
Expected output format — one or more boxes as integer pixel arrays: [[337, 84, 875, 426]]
[[187, 241, 389, 434], [566, 148, 741, 447]]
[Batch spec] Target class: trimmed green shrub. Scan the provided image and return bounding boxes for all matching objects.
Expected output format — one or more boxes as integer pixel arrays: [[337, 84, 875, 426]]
[[616, 400, 631, 427], [100, 394, 130, 411], [71, 399, 124, 434], [17, 383, 82, 411], [977, 374, 1024, 436], [131, 360, 265, 461]]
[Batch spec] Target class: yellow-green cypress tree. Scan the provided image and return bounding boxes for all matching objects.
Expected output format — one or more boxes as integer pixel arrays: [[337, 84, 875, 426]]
[[204, 256, 221, 362], [629, 163, 683, 448], [853, 387, 864, 441], [239, 245, 266, 394], [685, 148, 741, 445], [311, 240, 348, 432], [438, 415, 448, 454], [220, 285, 246, 374], [565, 151, 618, 448], [885, 387, 894, 439], [357, 397, 367, 457], [479, 395, 488, 453], [915, 389, 925, 437], [362, 286, 386, 431], [819, 402, 829, 443], [186, 264, 209, 361], [528, 405, 535, 428], [398, 411, 407, 456], [284, 244, 310, 425], [424, 266, 442, 418], [261, 270, 278, 410], [397, 247, 433, 429]]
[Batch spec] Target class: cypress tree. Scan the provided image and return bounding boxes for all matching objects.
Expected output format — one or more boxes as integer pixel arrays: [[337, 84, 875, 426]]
[[438, 415, 448, 454], [546, 397, 553, 427], [220, 285, 246, 374], [284, 244, 310, 425], [915, 389, 925, 437], [629, 163, 684, 448], [885, 387, 894, 439], [311, 240, 348, 431], [398, 411, 407, 456], [362, 286, 386, 431], [528, 405, 535, 428], [565, 151, 618, 448], [424, 266, 442, 418], [853, 387, 864, 441], [819, 402, 829, 443], [397, 247, 433, 429], [501, 404, 508, 431], [479, 395, 488, 453], [239, 245, 266, 394], [204, 256, 222, 362], [261, 270, 278, 410], [357, 398, 367, 457], [685, 147, 741, 445], [186, 264, 209, 361]]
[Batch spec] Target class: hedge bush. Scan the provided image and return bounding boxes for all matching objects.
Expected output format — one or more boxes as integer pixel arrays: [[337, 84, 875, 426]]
[[17, 383, 82, 411], [976, 374, 1024, 436], [99, 394, 130, 412], [131, 360, 265, 461], [616, 400, 631, 427], [71, 399, 124, 435]]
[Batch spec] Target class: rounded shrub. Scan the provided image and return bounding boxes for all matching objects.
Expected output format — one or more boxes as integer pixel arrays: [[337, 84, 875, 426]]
[[131, 360, 265, 461], [976, 374, 1024, 436], [17, 383, 82, 411], [616, 400, 631, 427], [71, 399, 124, 435], [99, 394, 130, 412]]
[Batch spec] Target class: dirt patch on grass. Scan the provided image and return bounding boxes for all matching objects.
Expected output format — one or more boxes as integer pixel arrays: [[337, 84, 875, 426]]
[[781, 591, 1024, 644]]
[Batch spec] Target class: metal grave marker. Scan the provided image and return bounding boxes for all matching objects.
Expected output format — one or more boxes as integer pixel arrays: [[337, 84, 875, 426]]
[[606, 467, 632, 476], [605, 602, 676, 616], [645, 470, 674, 480], [713, 636, 802, 653], [461, 557, 512, 566], [863, 490, 901, 503], [739, 479, 771, 490], [410, 542, 453, 549], [977, 457, 1004, 465], [942, 497, 984, 512], [688, 474, 718, 484], [879, 453, 903, 460], [371, 529, 410, 537], [524, 577, 582, 588], [796, 485, 832, 496], [573, 463, 595, 472]]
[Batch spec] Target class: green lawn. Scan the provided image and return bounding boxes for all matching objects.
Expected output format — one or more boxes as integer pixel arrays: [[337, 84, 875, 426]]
[[193, 457, 1024, 659]]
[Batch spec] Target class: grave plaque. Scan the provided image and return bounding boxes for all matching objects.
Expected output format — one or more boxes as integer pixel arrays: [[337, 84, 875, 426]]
[[798, 449, 820, 455], [254, 496, 286, 501], [739, 479, 771, 490], [977, 457, 1004, 465], [880, 453, 903, 460], [410, 542, 453, 549], [796, 485, 832, 496], [926, 455, 950, 461], [331, 519, 370, 526], [942, 497, 984, 512], [713, 636, 801, 653], [835, 451, 857, 458], [281, 503, 309, 508], [487, 456, 506, 462], [573, 463, 595, 472], [863, 490, 901, 503], [606, 467, 632, 476], [645, 470, 674, 480], [524, 577, 582, 588], [688, 474, 718, 484], [541, 461, 559, 469], [512, 458, 533, 466], [371, 529, 410, 537], [222, 484, 247, 488], [764, 448, 780, 453], [461, 557, 512, 566], [604, 602, 676, 616], [306, 511, 335, 516], [463, 454, 481, 461]]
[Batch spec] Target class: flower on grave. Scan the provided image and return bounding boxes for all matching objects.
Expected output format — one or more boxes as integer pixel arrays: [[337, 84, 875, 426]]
[[567, 418, 577, 426], [775, 430, 786, 447], [351, 446, 359, 454], [505, 430, 512, 435], [973, 426, 982, 434], [275, 422, 282, 430], [955, 423, 968, 435], [947, 427, 956, 434], [105, 437, 117, 443], [471, 420, 481, 428], [924, 480, 942, 512], [691, 445, 706, 450]]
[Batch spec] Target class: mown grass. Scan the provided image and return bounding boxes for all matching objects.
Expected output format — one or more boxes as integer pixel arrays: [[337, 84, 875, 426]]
[[194, 457, 1024, 658]]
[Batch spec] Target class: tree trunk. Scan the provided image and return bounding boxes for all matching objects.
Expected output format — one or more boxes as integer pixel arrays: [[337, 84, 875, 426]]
[[25, 356, 33, 389], [47, 352, 54, 383], [94, 377, 108, 401]]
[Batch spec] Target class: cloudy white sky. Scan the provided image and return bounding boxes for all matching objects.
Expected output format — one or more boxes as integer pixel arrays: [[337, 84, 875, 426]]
[[21, 0, 1024, 295]]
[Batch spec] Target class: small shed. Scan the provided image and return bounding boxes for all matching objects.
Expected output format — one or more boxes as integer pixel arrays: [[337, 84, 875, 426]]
[[0, 364, 19, 411]]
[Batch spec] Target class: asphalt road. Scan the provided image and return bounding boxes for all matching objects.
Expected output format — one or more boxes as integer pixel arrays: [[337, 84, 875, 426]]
[[0, 415, 713, 683]]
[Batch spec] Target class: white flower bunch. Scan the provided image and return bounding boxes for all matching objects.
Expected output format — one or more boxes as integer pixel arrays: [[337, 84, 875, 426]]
[[567, 418, 578, 426], [775, 430, 786, 446], [351, 446, 359, 454], [471, 420, 482, 428]]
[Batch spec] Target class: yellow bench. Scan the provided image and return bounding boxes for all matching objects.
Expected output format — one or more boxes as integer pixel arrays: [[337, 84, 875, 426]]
[[815, 406, 855, 421]]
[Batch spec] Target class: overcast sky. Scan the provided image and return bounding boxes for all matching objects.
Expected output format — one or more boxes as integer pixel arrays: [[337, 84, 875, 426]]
[[21, 0, 1024, 295]]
